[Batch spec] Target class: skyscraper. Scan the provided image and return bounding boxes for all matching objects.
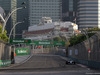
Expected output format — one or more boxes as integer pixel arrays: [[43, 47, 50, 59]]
[[62, 0, 78, 22], [16, 0, 29, 39], [77, 0, 100, 29], [29, 0, 62, 26], [0, 0, 29, 39]]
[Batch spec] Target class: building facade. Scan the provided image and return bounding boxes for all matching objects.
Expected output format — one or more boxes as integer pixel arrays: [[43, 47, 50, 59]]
[[0, 0, 29, 39], [16, 0, 29, 39], [29, 0, 62, 26], [62, 0, 78, 22], [77, 0, 100, 29], [0, 7, 5, 24], [23, 17, 78, 40]]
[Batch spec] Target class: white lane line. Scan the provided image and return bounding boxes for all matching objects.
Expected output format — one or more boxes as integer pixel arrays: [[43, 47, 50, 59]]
[[86, 73, 100, 75], [77, 64, 88, 68], [0, 70, 86, 74]]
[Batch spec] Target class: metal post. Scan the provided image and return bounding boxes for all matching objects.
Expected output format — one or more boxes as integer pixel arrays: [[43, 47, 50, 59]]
[[9, 21, 24, 41], [50, 31, 55, 54], [42, 45, 43, 53], [82, 30, 91, 60]]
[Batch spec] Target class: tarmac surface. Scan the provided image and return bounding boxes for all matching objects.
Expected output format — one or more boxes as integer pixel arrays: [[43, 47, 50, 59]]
[[0, 54, 100, 75]]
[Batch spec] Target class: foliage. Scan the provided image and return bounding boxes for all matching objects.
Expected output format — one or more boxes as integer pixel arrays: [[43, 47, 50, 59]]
[[53, 36, 69, 48], [53, 37, 62, 41], [0, 25, 9, 42], [53, 36, 67, 42], [87, 27, 100, 32], [69, 33, 95, 46]]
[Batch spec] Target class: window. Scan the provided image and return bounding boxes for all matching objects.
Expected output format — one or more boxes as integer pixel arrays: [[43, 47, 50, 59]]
[[69, 0, 73, 11]]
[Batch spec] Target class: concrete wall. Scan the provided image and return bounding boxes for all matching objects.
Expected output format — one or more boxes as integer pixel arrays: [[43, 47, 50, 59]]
[[0, 40, 11, 61]]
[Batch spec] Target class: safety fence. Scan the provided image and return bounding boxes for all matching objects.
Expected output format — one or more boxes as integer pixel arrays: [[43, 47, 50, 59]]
[[68, 32, 100, 69]]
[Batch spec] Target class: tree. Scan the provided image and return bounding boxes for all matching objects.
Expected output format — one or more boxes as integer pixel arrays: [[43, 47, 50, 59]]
[[69, 33, 95, 46], [53, 37, 62, 41], [0, 25, 9, 42]]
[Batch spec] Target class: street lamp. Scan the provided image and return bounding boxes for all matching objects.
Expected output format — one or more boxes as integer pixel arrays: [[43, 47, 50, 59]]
[[81, 29, 91, 60], [2, 6, 26, 34], [8, 21, 24, 40], [21, 2, 26, 5], [49, 31, 54, 41]]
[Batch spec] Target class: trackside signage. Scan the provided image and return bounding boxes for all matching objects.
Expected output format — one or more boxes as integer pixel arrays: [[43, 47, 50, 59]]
[[9, 39, 31, 43], [26, 41, 65, 45], [15, 48, 29, 55], [39, 42, 50, 44], [0, 60, 11, 67]]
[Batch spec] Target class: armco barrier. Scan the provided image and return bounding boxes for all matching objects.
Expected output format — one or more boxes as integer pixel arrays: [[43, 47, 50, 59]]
[[88, 60, 100, 69], [69, 56, 100, 69]]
